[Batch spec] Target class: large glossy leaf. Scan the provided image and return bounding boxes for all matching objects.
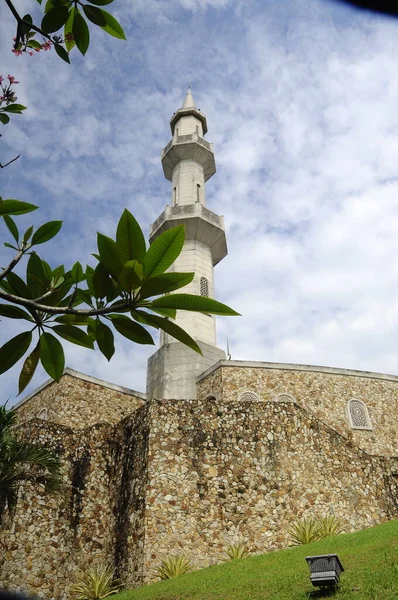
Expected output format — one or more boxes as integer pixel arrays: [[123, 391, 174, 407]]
[[97, 233, 122, 279], [27, 253, 50, 298], [97, 8, 126, 39], [41, 5, 69, 32], [119, 260, 143, 292], [88, 0, 114, 5], [0, 331, 32, 375], [143, 226, 185, 279], [71, 261, 84, 283], [93, 262, 114, 299], [134, 311, 202, 354], [54, 43, 70, 64], [73, 10, 90, 55], [40, 332, 65, 380], [139, 272, 193, 300], [83, 4, 106, 26], [0, 304, 33, 321], [64, 6, 76, 51], [52, 325, 94, 349], [1, 105, 27, 114], [116, 209, 146, 265], [3, 215, 19, 243], [18, 342, 40, 394], [6, 272, 32, 299], [0, 200, 38, 216], [150, 294, 241, 316], [96, 321, 115, 361], [110, 315, 154, 345], [148, 306, 177, 319], [31, 221, 62, 245], [54, 314, 91, 325]]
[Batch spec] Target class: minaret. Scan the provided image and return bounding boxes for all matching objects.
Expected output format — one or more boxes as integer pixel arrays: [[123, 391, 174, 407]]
[[146, 88, 227, 399]]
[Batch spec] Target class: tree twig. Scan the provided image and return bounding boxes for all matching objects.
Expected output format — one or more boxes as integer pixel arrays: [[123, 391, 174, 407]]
[[0, 249, 24, 281], [0, 155, 20, 169]]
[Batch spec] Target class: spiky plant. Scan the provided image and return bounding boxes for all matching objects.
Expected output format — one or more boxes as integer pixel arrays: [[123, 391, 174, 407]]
[[225, 542, 250, 560], [0, 405, 62, 525], [70, 565, 120, 600], [317, 515, 345, 538], [287, 517, 323, 546], [156, 555, 192, 580]]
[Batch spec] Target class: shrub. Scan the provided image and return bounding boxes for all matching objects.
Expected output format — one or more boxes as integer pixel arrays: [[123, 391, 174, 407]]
[[225, 542, 250, 560], [317, 515, 345, 538], [287, 517, 322, 546], [70, 565, 120, 600], [156, 555, 192, 580]]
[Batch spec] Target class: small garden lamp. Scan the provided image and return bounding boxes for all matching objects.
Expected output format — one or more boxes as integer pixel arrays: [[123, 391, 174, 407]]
[[306, 554, 344, 590]]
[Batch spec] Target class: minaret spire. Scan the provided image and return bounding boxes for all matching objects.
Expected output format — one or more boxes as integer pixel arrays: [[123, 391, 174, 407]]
[[181, 86, 196, 108], [146, 90, 228, 400]]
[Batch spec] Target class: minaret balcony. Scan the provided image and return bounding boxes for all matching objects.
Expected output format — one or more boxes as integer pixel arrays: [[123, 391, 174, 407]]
[[161, 133, 216, 182], [149, 204, 227, 266]]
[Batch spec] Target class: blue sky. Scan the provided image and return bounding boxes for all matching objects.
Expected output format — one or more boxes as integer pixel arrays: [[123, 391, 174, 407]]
[[2, 0, 398, 404]]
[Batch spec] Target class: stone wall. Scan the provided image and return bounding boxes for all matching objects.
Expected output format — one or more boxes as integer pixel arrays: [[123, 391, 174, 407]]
[[197, 362, 398, 456], [0, 408, 150, 599], [16, 369, 145, 430], [142, 396, 398, 578]]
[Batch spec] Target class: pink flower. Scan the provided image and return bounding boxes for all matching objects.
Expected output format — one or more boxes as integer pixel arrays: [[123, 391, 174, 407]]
[[11, 50, 23, 57], [7, 74, 19, 83], [28, 51, 34, 56], [41, 41, 52, 51], [0, 76, 3, 84]]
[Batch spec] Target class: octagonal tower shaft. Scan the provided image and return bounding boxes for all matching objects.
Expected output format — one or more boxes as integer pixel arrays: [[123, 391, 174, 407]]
[[146, 89, 227, 400]]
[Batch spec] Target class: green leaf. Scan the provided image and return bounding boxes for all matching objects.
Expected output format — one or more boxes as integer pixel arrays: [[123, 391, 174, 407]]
[[143, 226, 185, 279], [139, 272, 193, 300], [6, 272, 32, 299], [116, 209, 146, 265], [54, 314, 91, 325], [3, 215, 19, 243], [21, 13, 33, 36], [18, 342, 40, 394], [150, 294, 241, 316], [83, 4, 106, 26], [88, 0, 115, 4], [76, 288, 93, 307], [27, 253, 50, 298], [27, 40, 43, 49], [41, 6, 69, 33], [96, 321, 115, 361], [97, 8, 126, 39], [73, 10, 90, 55], [1, 105, 27, 114], [3, 242, 17, 250], [0, 304, 33, 321], [0, 200, 38, 216], [31, 221, 62, 245], [52, 325, 94, 349], [148, 306, 177, 319], [0, 114, 10, 125], [97, 233, 122, 279], [0, 331, 32, 375], [71, 262, 84, 283], [54, 43, 70, 64], [93, 262, 114, 298], [119, 260, 143, 292], [110, 315, 154, 345], [23, 225, 34, 244], [40, 332, 65, 380], [134, 311, 202, 354], [64, 7, 76, 51]]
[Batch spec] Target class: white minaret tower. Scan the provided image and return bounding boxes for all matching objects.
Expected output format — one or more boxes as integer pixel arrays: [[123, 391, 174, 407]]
[[146, 88, 227, 399]]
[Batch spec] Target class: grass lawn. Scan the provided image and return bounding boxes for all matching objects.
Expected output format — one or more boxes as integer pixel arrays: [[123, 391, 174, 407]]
[[115, 519, 398, 600]]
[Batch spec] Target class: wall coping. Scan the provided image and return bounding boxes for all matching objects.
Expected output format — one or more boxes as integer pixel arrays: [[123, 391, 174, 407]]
[[196, 359, 398, 384], [14, 367, 146, 410]]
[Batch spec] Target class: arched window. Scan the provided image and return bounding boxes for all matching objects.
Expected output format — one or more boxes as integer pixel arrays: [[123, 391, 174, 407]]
[[196, 184, 201, 203], [173, 186, 177, 205], [239, 391, 260, 402], [200, 277, 209, 297], [205, 395, 217, 402], [37, 408, 48, 420], [274, 393, 296, 403], [347, 399, 372, 430]]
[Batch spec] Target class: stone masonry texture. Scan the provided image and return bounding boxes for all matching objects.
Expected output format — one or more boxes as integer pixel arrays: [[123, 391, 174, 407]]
[[1, 364, 397, 599]]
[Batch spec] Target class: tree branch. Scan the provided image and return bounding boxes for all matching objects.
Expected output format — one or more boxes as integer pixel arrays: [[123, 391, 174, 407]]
[[0, 249, 25, 281], [0, 288, 132, 316]]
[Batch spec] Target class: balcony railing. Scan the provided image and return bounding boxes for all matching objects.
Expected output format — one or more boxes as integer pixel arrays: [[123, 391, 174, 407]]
[[150, 203, 223, 236], [162, 133, 212, 158]]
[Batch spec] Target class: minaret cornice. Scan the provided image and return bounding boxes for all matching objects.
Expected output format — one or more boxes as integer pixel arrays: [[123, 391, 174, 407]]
[[170, 107, 208, 136]]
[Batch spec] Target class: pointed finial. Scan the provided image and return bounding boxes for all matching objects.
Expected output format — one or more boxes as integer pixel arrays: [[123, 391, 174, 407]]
[[226, 337, 231, 360], [182, 86, 196, 109]]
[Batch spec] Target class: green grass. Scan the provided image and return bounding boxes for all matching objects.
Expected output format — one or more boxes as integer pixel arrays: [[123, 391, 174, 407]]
[[115, 519, 398, 600]]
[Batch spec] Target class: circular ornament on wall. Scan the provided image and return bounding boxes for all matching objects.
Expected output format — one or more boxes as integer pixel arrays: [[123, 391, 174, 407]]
[[348, 399, 372, 430], [239, 391, 260, 402], [273, 393, 296, 403]]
